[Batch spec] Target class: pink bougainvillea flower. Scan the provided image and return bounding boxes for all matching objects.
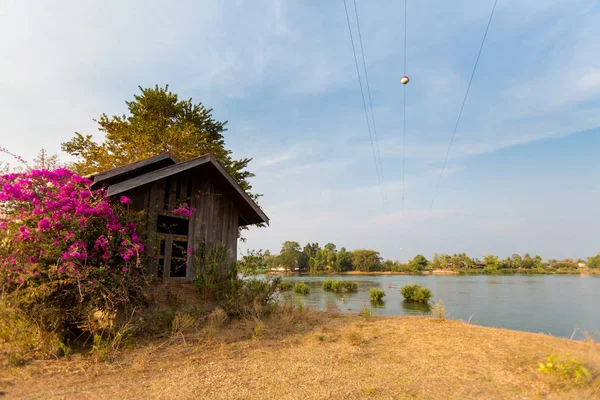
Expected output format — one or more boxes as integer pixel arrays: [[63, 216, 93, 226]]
[[37, 217, 51, 230], [119, 196, 132, 205]]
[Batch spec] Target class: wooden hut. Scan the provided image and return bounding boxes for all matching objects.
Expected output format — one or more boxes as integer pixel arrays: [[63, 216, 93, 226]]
[[90, 152, 269, 282]]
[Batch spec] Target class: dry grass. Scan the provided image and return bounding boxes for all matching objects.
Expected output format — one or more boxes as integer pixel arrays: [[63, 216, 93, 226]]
[[1, 309, 599, 399]]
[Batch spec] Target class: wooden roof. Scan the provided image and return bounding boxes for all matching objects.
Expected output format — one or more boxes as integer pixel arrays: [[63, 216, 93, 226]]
[[103, 154, 269, 226], [91, 152, 179, 187]]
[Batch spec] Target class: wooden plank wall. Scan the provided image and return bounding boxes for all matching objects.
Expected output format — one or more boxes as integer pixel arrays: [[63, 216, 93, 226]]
[[120, 170, 239, 281], [187, 175, 238, 280]]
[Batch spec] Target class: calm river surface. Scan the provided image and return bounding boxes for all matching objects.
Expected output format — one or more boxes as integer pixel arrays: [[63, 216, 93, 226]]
[[278, 274, 600, 339]]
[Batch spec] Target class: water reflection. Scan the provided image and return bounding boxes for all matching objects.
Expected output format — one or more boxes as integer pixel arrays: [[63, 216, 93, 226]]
[[370, 300, 385, 309], [401, 300, 431, 315], [325, 299, 342, 313]]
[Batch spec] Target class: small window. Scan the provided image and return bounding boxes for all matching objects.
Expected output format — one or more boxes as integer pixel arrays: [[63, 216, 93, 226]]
[[170, 238, 188, 278], [157, 215, 189, 236]]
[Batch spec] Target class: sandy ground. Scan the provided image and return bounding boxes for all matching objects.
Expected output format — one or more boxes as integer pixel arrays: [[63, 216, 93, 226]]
[[1, 311, 599, 399]]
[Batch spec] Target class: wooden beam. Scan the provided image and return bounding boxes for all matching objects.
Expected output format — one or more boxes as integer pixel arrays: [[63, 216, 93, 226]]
[[92, 152, 178, 185]]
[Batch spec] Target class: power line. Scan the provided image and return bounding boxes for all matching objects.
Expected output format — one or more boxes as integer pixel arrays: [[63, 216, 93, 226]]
[[429, 0, 498, 211], [402, 0, 407, 213], [342, 0, 385, 207], [352, 0, 385, 195]]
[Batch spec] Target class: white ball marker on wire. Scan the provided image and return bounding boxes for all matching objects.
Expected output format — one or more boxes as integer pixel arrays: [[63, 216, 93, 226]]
[[401, 75, 409, 85]]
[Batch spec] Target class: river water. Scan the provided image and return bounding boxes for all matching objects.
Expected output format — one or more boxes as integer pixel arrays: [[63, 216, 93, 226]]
[[278, 274, 600, 339]]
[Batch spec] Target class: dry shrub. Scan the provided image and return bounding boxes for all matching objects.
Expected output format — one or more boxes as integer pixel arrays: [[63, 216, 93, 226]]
[[89, 311, 141, 362], [252, 320, 265, 340], [171, 312, 196, 338], [0, 300, 61, 365], [430, 300, 446, 320], [207, 307, 228, 330]]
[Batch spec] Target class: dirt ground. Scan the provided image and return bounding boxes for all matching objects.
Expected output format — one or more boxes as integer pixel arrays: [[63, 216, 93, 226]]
[[1, 310, 599, 399]]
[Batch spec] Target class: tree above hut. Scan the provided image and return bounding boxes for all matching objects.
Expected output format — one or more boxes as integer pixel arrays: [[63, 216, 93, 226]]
[[61, 85, 259, 203]]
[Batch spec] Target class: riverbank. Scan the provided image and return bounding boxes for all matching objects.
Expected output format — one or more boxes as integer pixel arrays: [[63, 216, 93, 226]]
[[266, 268, 600, 276], [342, 269, 460, 275], [2, 311, 598, 399]]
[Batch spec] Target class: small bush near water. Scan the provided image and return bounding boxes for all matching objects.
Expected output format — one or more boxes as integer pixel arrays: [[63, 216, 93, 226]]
[[322, 280, 358, 293], [369, 288, 385, 301], [278, 280, 293, 291], [293, 282, 310, 294], [431, 300, 446, 320], [400, 284, 433, 303]]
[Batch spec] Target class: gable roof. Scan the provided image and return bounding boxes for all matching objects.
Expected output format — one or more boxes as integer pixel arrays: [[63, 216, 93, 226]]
[[90, 152, 179, 187], [104, 154, 269, 226]]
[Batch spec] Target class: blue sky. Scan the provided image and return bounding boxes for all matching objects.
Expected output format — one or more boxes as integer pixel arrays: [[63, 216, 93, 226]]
[[1, 0, 599, 261]]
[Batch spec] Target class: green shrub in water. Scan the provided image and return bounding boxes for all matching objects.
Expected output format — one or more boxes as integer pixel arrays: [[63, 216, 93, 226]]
[[293, 282, 310, 294], [323, 280, 358, 293], [278, 280, 293, 291], [400, 284, 433, 303], [369, 288, 385, 301], [344, 281, 358, 292]]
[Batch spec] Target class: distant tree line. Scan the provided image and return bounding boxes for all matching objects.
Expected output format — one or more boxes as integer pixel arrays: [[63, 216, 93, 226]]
[[237, 241, 600, 275]]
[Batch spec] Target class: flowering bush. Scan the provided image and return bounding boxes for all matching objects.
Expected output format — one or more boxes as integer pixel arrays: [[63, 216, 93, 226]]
[[0, 168, 148, 347], [172, 202, 195, 218]]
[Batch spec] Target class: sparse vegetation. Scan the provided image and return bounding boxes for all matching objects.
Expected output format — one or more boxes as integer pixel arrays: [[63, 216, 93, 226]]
[[293, 282, 310, 294], [538, 354, 591, 385], [431, 300, 446, 320], [359, 305, 373, 320], [3, 315, 598, 399], [369, 288, 386, 302], [322, 280, 358, 293], [400, 284, 433, 303], [277, 280, 293, 291]]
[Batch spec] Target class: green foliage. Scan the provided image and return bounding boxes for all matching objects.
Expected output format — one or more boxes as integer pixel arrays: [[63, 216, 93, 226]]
[[236, 249, 269, 275], [322, 280, 358, 293], [408, 254, 429, 271], [310, 244, 338, 273], [587, 253, 600, 268], [278, 280, 293, 291], [275, 241, 302, 271], [335, 247, 353, 271], [483, 254, 500, 271], [293, 282, 310, 294], [259, 242, 592, 275], [538, 354, 590, 384], [369, 288, 386, 301], [351, 249, 382, 272], [222, 276, 281, 319], [400, 284, 433, 303], [192, 243, 234, 298], [302, 242, 320, 263]]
